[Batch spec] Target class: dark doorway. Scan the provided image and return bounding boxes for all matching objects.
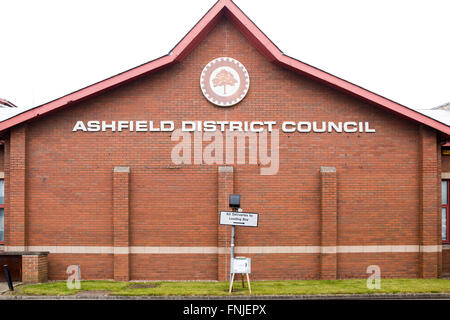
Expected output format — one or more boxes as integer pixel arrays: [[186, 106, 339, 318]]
[[0, 255, 22, 281]]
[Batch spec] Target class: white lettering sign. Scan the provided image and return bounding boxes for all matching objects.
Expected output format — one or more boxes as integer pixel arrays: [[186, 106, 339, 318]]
[[73, 120, 376, 133]]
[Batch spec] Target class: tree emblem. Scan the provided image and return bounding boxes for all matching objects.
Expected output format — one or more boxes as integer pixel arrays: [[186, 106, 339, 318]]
[[200, 57, 249, 107], [212, 68, 238, 95]]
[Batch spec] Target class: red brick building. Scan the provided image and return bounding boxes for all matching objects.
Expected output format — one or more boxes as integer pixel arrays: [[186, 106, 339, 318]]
[[0, 0, 449, 282]]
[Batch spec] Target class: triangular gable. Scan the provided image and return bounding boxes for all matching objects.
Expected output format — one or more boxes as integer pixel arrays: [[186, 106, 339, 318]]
[[1, 0, 449, 138]]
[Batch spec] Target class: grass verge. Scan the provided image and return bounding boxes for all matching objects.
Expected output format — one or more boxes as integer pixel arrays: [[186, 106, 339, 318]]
[[10, 279, 450, 296]]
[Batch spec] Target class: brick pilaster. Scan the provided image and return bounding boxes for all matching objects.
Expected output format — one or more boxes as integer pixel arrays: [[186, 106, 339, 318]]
[[419, 126, 440, 278], [22, 253, 48, 283], [320, 166, 337, 280], [9, 125, 27, 248], [113, 166, 130, 281], [217, 166, 233, 281]]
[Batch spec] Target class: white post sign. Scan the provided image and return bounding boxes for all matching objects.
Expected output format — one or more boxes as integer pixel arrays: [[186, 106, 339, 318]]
[[220, 211, 259, 227]]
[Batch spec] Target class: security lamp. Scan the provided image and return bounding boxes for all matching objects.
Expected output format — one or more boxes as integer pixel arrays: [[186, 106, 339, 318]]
[[229, 194, 240, 208]]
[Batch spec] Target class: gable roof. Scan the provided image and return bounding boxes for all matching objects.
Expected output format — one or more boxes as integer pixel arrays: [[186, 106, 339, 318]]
[[1, 0, 449, 138]]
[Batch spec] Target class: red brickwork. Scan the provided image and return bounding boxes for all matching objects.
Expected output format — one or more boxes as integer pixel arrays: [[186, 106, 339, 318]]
[[131, 254, 218, 280], [113, 166, 130, 281], [338, 253, 419, 279], [8, 125, 27, 247], [442, 153, 450, 172], [218, 166, 233, 281], [320, 167, 337, 279], [419, 126, 440, 278], [0, 17, 445, 280], [47, 254, 113, 280], [22, 254, 48, 283]]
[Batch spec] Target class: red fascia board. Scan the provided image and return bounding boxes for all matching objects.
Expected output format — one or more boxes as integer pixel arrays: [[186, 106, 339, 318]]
[[0, 0, 449, 137]]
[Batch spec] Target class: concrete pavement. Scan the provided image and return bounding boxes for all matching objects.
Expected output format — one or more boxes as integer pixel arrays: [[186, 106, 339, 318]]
[[0, 282, 19, 294]]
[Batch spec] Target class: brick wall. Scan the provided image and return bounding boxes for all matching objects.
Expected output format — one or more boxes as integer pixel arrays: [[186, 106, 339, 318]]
[[131, 254, 218, 280], [113, 166, 130, 281], [441, 153, 450, 172], [22, 253, 48, 283], [418, 126, 440, 278], [218, 166, 233, 281], [320, 167, 337, 279], [48, 254, 113, 280], [1, 17, 444, 280], [338, 253, 419, 279]]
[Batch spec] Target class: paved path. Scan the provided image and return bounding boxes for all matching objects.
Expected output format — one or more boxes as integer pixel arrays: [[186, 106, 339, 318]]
[[0, 282, 9, 293], [0, 282, 19, 294]]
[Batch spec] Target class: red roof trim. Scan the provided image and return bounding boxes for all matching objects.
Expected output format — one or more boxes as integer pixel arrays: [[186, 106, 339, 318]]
[[1, 0, 449, 136]]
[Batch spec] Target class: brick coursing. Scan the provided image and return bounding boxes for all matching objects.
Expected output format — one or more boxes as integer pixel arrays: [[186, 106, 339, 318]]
[[22, 254, 48, 283], [9, 125, 27, 247], [320, 167, 337, 280], [218, 166, 233, 281], [441, 154, 450, 172], [113, 167, 130, 281], [419, 126, 440, 278]]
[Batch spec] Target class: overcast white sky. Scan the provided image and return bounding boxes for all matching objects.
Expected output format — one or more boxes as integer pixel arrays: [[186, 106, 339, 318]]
[[1, 0, 449, 120]]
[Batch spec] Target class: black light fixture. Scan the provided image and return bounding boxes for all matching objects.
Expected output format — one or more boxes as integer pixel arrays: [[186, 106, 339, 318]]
[[229, 194, 240, 208]]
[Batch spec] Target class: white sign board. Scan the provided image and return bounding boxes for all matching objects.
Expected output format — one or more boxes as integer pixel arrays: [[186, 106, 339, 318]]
[[232, 258, 251, 274], [220, 211, 259, 227]]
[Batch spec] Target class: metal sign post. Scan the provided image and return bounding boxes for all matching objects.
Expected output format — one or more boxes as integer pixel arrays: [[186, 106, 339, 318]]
[[220, 209, 259, 293], [229, 223, 235, 285]]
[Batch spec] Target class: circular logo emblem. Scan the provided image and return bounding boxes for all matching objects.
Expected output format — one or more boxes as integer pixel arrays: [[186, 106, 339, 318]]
[[200, 57, 249, 107]]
